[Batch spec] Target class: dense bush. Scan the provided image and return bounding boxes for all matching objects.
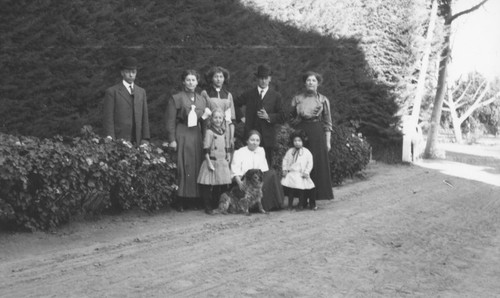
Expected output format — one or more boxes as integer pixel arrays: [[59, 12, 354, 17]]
[[272, 123, 371, 186], [329, 125, 372, 183], [0, 127, 176, 231]]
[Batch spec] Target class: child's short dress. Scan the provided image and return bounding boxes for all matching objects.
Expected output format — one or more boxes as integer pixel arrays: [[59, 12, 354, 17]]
[[197, 127, 232, 185], [281, 147, 315, 190]]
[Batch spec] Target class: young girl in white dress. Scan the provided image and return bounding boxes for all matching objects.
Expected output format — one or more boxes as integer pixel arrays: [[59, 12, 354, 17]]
[[197, 108, 232, 214], [281, 129, 315, 210]]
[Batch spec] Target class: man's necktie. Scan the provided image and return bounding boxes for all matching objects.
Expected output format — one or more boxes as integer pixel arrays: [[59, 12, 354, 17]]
[[130, 84, 136, 143], [260, 89, 264, 99]]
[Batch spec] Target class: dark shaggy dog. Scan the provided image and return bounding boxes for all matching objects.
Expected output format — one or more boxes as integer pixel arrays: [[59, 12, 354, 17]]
[[218, 169, 266, 216]]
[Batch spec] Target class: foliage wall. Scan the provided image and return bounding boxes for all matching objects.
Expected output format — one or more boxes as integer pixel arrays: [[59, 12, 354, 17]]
[[0, 127, 177, 231], [0, 0, 428, 157]]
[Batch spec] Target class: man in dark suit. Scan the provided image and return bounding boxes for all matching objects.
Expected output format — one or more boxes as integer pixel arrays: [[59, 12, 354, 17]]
[[235, 64, 284, 166], [103, 56, 150, 145]]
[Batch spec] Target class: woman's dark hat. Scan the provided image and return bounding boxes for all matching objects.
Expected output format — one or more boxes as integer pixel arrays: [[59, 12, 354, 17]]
[[254, 64, 272, 78], [120, 56, 138, 70]]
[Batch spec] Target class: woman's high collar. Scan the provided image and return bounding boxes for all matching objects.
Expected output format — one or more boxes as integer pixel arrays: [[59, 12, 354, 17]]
[[211, 85, 224, 92], [304, 89, 318, 96], [183, 88, 196, 95], [246, 145, 259, 153]]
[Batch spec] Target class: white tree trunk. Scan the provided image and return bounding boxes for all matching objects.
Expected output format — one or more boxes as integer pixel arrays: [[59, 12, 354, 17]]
[[446, 87, 463, 143], [411, 0, 438, 126]]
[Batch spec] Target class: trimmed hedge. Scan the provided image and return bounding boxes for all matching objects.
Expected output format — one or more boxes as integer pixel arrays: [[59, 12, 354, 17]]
[[0, 126, 176, 231]]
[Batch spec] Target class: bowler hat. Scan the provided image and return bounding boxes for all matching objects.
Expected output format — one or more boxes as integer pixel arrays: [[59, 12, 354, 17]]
[[120, 56, 138, 70], [254, 64, 272, 78]]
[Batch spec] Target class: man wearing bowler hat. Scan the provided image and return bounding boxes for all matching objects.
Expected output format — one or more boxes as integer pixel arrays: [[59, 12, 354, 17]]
[[103, 56, 150, 145], [235, 64, 284, 166]]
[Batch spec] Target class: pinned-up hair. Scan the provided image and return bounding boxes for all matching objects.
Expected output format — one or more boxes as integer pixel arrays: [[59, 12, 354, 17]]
[[205, 66, 230, 84], [246, 129, 262, 141], [181, 69, 200, 82], [302, 71, 323, 85]]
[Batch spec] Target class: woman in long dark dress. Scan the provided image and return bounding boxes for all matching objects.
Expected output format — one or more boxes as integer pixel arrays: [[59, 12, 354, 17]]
[[231, 130, 284, 211], [166, 69, 211, 211], [289, 71, 334, 209]]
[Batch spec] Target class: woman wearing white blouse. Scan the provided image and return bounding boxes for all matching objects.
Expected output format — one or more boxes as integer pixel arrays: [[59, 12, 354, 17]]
[[231, 130, 284, 211]]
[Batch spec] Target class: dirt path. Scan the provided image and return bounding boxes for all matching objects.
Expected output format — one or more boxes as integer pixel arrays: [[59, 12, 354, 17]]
[[1, 142, 499, 297]]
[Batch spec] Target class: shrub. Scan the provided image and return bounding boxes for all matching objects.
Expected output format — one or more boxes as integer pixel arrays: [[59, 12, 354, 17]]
[[273, 123, 371, 185], [329, 125, 372, 184], [0, 126, 176, 231]]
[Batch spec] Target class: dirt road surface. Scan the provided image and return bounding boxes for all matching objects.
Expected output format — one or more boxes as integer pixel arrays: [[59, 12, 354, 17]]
[[1, 140, 499, 297]]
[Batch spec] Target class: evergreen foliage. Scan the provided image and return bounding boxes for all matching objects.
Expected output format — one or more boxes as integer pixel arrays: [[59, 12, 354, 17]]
[[0, 0, 427, 158], [0, 126, 177, 231]]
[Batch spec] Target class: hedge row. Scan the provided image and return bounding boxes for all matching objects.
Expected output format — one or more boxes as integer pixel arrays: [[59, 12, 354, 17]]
[[0, 126, 177, 231], [1, 123, 370, 231]]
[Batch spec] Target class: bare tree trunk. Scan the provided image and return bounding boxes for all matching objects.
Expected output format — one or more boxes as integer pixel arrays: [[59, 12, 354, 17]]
[[446, 87, 463, 143], [402, 0, 438, 162], [411, 0, 438, 125], [424, 21, 451, 158], [423, 0, 490, 159]]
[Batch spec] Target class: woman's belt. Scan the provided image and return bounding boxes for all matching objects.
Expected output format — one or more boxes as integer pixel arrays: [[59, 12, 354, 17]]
[[209, 157, 226, 161]]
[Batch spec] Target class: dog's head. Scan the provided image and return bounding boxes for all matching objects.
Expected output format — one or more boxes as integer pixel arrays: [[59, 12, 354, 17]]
[[244, 169, 264, 186]]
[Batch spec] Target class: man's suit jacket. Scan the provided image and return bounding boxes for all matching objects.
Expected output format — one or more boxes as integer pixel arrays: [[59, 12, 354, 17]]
[[235, 87, 284, 148], [103, 83, 150, 143]]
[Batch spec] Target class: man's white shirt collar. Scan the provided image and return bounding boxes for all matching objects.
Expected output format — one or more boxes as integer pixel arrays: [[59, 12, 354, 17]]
[[123, 80, 134, 94], [257, 86, 269, 98]]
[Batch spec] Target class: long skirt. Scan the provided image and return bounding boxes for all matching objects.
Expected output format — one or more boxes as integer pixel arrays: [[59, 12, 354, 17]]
[[176, 123, 202, 198], [261, 169, 284, 211], [294, 121, 334, 201]]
